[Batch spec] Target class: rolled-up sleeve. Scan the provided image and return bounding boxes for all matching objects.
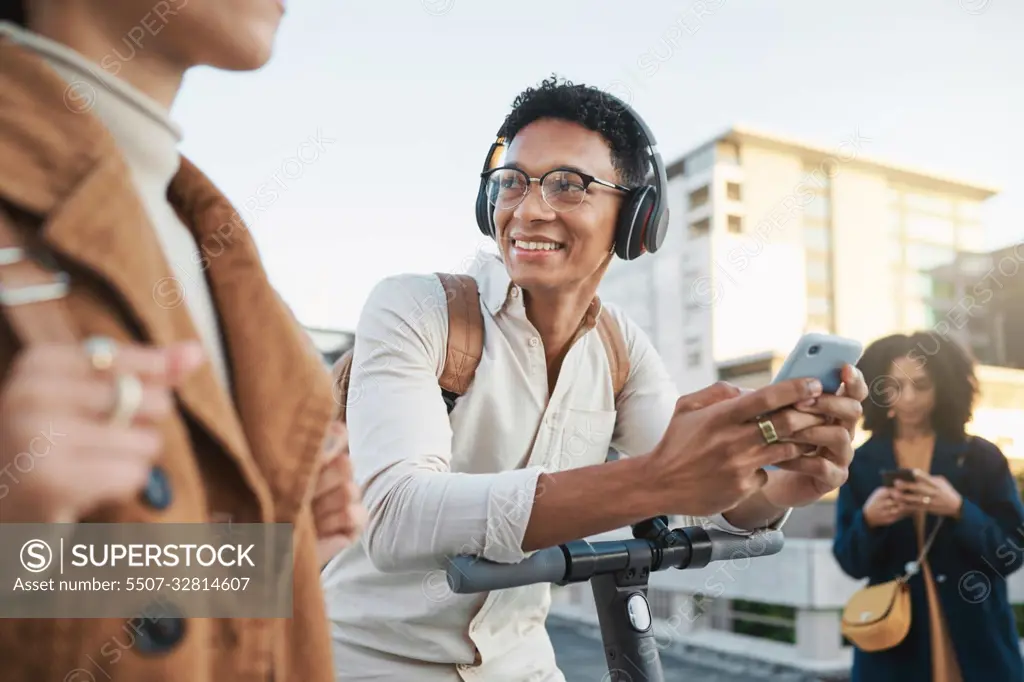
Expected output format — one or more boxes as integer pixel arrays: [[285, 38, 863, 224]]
[[605, 306, 790, 535], [347, 274, 543, 572]]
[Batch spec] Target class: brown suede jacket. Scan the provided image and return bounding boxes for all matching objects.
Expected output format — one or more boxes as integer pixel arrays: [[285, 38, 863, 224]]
[[0, 38, 337, 682]]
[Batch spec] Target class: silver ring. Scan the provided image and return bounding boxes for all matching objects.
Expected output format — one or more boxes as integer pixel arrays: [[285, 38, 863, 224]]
[[84, 336, 117, 372], [109, 374, 143, 426]]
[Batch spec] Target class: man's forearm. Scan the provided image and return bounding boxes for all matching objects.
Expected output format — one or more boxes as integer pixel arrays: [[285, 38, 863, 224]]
[[522, 456, 666, 552]]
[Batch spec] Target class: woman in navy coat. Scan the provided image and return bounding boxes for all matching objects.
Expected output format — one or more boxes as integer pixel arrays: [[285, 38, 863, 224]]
[[834, 332, 1024, 682]]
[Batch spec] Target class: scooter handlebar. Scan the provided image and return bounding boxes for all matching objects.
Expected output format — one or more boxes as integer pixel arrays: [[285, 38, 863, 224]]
[[445, 546, 567, 594]]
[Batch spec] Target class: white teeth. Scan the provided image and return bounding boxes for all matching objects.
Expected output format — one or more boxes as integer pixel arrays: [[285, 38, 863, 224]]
[[514, 240, 562, 251]]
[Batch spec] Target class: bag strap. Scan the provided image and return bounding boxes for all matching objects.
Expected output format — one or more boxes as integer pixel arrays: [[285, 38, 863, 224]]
[[331, 274, 631, 422], [596, 309, 629, 398], [436, 273, 483, 408], [0, 204, 79, 345], [901, 436, 974, 581]]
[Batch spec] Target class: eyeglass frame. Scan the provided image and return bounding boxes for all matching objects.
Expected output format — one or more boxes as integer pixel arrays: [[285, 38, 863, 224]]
[[481, 165, 632, 213]]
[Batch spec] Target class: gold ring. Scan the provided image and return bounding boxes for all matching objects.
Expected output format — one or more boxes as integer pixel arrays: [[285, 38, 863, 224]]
[[84, 336, 117, 372], [757, 419, 779, 445], [109, 373, 143, 426]]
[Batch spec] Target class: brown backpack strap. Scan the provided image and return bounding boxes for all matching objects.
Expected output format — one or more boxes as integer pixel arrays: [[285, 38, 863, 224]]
[[330, 349, 354, 422], [0, 205, 79, 344], [436, 273, 483, 397], [596, 309, 629, 399], [331, 273, 483, 423]]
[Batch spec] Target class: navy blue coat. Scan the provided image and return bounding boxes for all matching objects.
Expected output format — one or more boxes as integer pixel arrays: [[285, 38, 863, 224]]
[[833, 434, 1024, 682]]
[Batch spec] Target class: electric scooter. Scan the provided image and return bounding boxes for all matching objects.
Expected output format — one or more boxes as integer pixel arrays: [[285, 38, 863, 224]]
[[446, 516, 785, 681]]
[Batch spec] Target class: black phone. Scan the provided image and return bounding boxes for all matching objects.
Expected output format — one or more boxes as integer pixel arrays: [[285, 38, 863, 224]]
[[881, 468, 916, 487]]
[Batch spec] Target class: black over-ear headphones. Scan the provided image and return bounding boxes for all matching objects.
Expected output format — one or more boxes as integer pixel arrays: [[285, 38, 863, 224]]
[[474, 93, 670, 261]]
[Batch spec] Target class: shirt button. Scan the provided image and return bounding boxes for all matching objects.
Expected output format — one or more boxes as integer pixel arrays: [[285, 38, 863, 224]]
[[529, 337, 539, 348]]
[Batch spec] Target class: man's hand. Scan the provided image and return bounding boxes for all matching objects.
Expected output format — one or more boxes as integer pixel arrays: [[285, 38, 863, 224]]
[[760, 364, 868, 509], [645, 377, 828, 518], [312, 422, 368, 567]]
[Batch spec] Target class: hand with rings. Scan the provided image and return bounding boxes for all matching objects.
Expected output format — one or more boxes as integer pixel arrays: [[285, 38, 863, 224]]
[[863, 485, 911, 528], [0, 336, 204, 523], [894, 470, 964, 517], [645, 377, 831, 519], [757, 364, 869, 511]]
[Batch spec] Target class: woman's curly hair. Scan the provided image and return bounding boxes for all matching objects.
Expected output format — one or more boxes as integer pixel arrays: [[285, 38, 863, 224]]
[[858, 331, 979, 441]]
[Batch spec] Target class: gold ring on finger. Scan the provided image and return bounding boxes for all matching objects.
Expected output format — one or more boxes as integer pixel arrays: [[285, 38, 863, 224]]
[[84, 336, 117, 373], [109, 373, 144, 426], [922, 495, 931, 506], [757, 418, 779, 445]]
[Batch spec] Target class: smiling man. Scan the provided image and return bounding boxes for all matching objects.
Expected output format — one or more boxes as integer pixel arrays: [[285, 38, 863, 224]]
[[322, 75, 867, 681]]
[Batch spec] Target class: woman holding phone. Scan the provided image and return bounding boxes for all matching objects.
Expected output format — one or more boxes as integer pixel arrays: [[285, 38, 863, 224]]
[[833, 331, 1024, 682], [0, 2, 363, 681]]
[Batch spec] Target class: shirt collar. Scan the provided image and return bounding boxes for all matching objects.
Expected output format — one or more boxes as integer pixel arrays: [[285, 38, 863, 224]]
[[475, 253, 606, 330]]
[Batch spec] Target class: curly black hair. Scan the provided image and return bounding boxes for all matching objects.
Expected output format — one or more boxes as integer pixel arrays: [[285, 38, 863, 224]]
[[498, 75, 650, 188], [858, 331, 979, 442], [0, 0, 25, 26]]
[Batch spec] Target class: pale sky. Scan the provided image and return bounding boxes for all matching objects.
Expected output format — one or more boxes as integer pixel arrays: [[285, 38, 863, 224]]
[[172, 0, 1023, 331]]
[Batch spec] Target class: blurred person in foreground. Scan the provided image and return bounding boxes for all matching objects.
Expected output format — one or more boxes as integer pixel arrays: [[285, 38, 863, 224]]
[[833, 332, 1024, 682], [0, 2, 364, 681], [322, 76, 869, 682]]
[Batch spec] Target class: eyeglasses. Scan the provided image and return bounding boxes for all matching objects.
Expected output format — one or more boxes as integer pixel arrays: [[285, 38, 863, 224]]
[[482, 167, 630, 214]]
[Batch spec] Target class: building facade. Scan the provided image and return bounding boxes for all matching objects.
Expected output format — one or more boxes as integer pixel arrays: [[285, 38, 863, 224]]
[[599, 126, 1024, 506]]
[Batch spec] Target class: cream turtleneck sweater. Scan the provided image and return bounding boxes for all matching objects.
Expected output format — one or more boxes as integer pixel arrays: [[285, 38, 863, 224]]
[[0, 21, 230, 391]]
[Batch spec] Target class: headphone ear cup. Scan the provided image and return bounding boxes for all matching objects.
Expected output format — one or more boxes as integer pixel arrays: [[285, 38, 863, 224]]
[[475, 181, 493, 237], [614, 186, 656, 261]]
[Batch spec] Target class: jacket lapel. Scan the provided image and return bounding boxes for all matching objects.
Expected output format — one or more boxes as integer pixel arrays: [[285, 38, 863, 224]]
[[169, 160, 334, 520], [0, 38, 334, 520], [34, 152, 277, 510]]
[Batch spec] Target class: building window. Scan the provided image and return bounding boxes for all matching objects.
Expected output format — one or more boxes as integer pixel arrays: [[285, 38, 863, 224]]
[[807, 296, 831, 316], [806, 258, 830, 282], [905, 192, 952, 216], [905, 271, 935, 298], [957, 201, 983, 222], [685, 145, 715, 176], [718, 141, 740, 165], [685, 336, 702, 368], [888, 209, 903, 236], [689, 218, 711, 236], [905, 242, 956, 270], [726, 182, 742, 201], [804, 224, 831, 252], [727, 215, 743, 233], [804, 193, 830, 221], [888, 239, 904, 264], [905, 213, 956, 243], [688, 185, 710, 210]]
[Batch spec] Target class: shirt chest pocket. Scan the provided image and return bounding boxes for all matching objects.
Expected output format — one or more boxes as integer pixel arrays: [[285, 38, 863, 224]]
[[547, 408, 617, 472]]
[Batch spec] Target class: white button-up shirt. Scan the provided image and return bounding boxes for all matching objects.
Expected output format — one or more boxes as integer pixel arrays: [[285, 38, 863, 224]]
[[321, 255, 788, 681]]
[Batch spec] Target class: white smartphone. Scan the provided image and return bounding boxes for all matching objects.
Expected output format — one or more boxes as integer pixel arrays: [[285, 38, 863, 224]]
[[770, 332, 864, 395]]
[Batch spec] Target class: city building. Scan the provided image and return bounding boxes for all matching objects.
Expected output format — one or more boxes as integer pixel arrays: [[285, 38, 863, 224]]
[[304, 326, 355, 366], [599, 125, 1024, 536]]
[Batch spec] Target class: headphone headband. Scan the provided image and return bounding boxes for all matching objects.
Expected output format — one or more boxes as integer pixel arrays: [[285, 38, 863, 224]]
[[475, 89, 670, 260]]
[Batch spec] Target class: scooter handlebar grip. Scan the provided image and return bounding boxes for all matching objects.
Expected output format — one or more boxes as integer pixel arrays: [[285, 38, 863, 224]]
[[445, 547, 568, 594]]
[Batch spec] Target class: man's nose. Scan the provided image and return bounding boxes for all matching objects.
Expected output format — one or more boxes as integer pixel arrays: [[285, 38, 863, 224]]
[[513, 181, 557, 222]]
